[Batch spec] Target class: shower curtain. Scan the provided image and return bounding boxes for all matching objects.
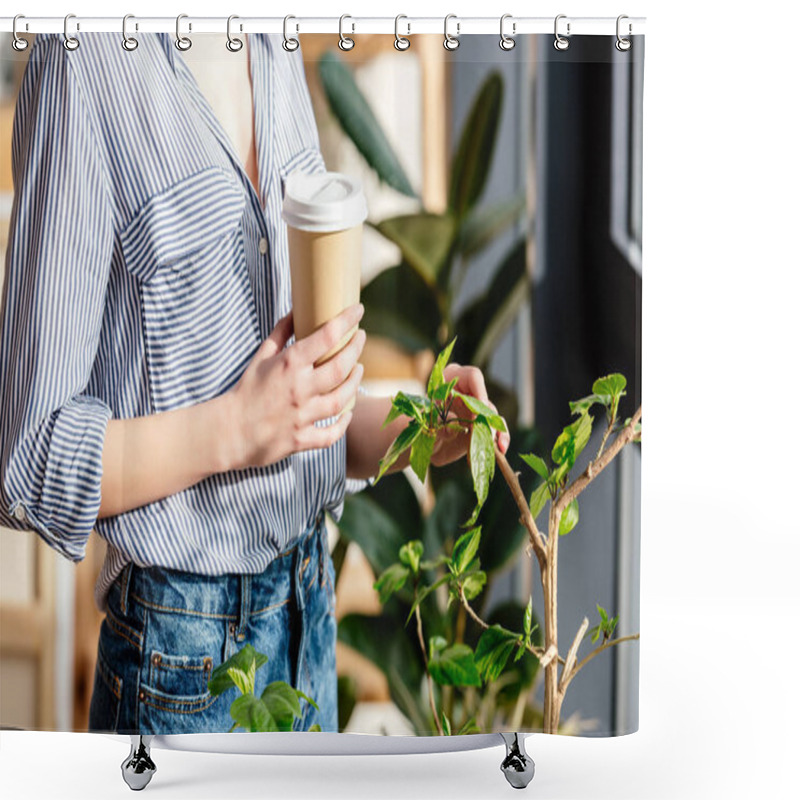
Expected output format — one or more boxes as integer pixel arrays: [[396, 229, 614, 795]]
[[0, 25, 643, 739]]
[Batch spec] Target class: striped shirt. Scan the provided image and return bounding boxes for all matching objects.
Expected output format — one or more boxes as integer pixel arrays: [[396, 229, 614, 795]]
[[0, 33, 372, 613]]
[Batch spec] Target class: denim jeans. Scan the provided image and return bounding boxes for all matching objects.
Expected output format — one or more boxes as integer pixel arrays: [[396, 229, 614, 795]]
[[88, 512, 338, 734]]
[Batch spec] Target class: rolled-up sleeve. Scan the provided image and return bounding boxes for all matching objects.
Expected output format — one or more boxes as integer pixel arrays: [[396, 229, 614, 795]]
[[0, 36, 114, 562]]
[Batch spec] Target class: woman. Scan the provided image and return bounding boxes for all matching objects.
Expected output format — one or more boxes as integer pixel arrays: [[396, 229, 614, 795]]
[[0, 32, 509, 735]]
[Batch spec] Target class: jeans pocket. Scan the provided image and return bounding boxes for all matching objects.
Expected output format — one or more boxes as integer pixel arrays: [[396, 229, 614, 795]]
[[88, 640, 122, 732], [138, 611, 223, 733]]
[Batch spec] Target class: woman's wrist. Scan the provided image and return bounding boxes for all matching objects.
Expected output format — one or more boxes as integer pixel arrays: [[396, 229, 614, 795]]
[[209, 389, 245, 474]]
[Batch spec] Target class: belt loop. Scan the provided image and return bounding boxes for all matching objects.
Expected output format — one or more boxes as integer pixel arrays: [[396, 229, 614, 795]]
[[119, 562, 133, 615]]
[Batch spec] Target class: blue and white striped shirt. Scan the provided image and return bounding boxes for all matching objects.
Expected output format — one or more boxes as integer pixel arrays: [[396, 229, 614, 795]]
[[0, 33, 372, 613]]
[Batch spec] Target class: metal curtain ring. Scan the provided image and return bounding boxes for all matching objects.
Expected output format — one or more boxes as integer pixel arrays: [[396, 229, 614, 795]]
[[63, 13, 79, 51], [394, 15, 410, 51], [283, 16, 299, 51], [227, 15, 243, 52], [12, 15, 29, 51], [443, 14, 460, 50], [175, 13, 192, 51], [122, 14, 138, 51], [616, 14, 632, 51], [553, 14, 570, 51], [499, 14, 515, 50], [339, 14, 355, 51]]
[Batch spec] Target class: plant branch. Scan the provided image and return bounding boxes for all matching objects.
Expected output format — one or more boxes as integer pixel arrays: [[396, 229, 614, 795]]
[[414, 602, 444, 736], [459, 585, 554, 663], [558, 617, 589, 695], [556, 406, 642, 515], [493, 441, 548, 569], [559, 633, 641, 695]]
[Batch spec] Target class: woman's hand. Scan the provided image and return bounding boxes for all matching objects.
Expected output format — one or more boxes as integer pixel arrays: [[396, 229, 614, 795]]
[[430, 363, 510, 468], [224, 302, 366, 471]]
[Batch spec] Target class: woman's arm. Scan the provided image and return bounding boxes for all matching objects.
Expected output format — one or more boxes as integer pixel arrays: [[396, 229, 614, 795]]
[[98, 395, 232, 518], [99, 303, 366, 518], [345, 363, 511, 481]]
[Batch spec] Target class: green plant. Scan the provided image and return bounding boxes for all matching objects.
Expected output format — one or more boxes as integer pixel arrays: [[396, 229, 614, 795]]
[[370, 340, 641, 735], [318, 53, 527, 424], [208, 644, 321, 733], [336, 444, 544, 735]]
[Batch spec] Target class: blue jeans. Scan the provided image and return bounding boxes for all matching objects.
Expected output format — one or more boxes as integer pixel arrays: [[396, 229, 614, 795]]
[[88, 513, 338, 734]]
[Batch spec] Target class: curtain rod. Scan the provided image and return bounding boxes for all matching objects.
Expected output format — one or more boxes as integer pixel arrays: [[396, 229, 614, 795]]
[[0, 16, 646, 37]]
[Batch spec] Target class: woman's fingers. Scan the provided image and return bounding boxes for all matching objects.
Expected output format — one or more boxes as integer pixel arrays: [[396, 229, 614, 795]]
[[311, 327, 366, 395], [260, 309, 294, 359], [292, 408, 354, 452], [294, 302, 364, 368], [303, 361, 364, 426]]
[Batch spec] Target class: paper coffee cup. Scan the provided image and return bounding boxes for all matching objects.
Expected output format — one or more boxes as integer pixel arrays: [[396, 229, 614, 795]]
[[282, 171, 368, 415]]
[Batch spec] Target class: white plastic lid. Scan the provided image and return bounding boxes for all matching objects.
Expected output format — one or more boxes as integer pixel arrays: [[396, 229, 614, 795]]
[[281, 171, 368, 233]]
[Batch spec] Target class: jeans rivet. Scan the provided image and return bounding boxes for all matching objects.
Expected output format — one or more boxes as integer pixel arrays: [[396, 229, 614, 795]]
[[138, 690, 145, 701]]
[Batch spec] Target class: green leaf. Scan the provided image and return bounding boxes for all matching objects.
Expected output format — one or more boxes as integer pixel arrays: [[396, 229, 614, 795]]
[[360, 262, 440, 353], [260, 681, 303, 731], [227, 665, 253, 698], [376, 214, 458, 288], [384, 391, 426, 428], [528, 482, 550, 520], [427, 337, 457, 397], [520, 453, 549, 481], [453, 391, 506, 432], [295, 689, 320, 712], [523, 598, 533, 640], [399, 540, 424, 574], [473, 426, 540, 574], [592, 374, 627, 403], [451, 527, 481, 576], [318, 51, 415, 197], [453, 240, 528, 369], [469, 417, 496, 514], [230, 695, 276, 733], [569, 394, 602, 416], [484, 601, 542, 699], [431, 376, 459, 404], [597, 605, 609, 625], [449, 72, 503, 218], [373, 563, 410, 604], [442, 713, 452, 736], [559, 499, 579, 536], [208, 645, 267, 696], [375, 421, 423, 483], [428, 643, 482, 687], [474, 625, 521, 683], [308, 724, 322, 732], [462, 570, 487, 601], [552, 412, 593, 469], [458, 194, 526, 258], [409, 429, 437, 484]]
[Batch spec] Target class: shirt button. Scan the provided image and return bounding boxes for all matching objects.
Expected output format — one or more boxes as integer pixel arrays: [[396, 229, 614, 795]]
[[258, 237, 268, 255], [13, 506, 26, 522]]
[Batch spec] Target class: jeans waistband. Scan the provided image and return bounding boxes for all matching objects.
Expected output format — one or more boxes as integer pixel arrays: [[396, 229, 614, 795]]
[[116, 512, 327, 629]]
